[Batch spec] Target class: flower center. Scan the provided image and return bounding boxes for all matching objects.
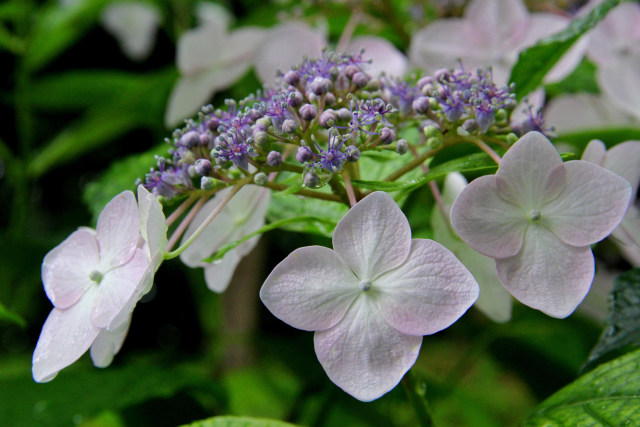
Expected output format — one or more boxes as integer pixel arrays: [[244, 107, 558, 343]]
[[359, 279, 372, 292], [529, 209, 541, 222], [89, 270, 103, 284]]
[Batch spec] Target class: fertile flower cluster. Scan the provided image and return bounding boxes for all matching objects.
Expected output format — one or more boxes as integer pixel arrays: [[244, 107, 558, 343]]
[[143, 51, 524, 197]]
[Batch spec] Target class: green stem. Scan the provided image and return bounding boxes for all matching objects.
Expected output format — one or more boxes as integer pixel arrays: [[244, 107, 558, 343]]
[[262, 181, 343, 203], [402, 371, 434, 427]]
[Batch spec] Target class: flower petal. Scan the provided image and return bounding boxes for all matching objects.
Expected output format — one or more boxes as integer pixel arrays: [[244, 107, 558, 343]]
[[101, 2, 160, 61], [466, 0, 528, 47], [604, 141, 640, 200], [544, 160, 631, 246], [91, 249, 149, 329], [581, 139, 607, 165], [42, 228, 99, 309], [347, 36, 408, 77], [496, 225, 594, 318], [598, 55, 640, 120], [203, 246, 243, 293], [314, 296, 422, 401], [90, 317, 130, 368], [32, 289, 101, 382], [137, 184, 167, 268], [96, 190, 140, 270], [450, 175, 527, 258], [496, 131, 565, 210], [260, 246, 359, 331], [545, 94, 634, 134], [376, 239, 478, 336], [333, 192, 412, 280]]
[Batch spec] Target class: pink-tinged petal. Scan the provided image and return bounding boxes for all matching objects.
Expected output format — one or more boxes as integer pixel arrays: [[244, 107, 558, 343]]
[[581, 139, 607, 165], [409, 20, 489, 74], [91, 249, 149, 329], [545, 94, 635, 134], [90, 317, 130, 368], [347, 36, 408, 77], [96, 191, 140, 269], [543, 160, 631, 246], [195, 2, 232, 29], [496, 132, 564, 209], [333, 192, 412, 280], [314, 296, 422, 402], [254, 22, 326, 85], [32, 289, 101, 382], [587, 2, 640, 67], [100, 2, 160, 61], [604, 141, 640, 198], [466, 0, 528, 47], [260, 246, 359, 331], [496, 225, 594, 318], [42, 228, 99, 309], [617, 213, 640, 250], [180, 190, 236, 268], [450, 175, 527, 258], [137, 185, 167, 268], [375, 239, 478, 336], [176, 26, 226, 74], [598, 55, 640, 120]]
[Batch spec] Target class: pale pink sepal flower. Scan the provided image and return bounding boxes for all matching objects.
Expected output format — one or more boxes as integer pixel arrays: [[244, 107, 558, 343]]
[[33, 186, 167, 381], [451, 131, 632, 318], [408, 0, 584, 86], [260, 192, 478, 401], [346, 36, 408, 78], [582, 140, 640, 266], [433, 173, 512, 323], [180, 185, 270, 293]]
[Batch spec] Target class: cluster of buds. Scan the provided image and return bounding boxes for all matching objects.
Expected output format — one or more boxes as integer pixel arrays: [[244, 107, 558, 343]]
[[143, 51, 532, 199]]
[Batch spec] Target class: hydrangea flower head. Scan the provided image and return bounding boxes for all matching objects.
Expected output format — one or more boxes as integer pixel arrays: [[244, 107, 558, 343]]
[[260, 192, 479, 401], [451, 132, 632, 318], [33, 186, 166, 382], [180, 185, 270, 293]]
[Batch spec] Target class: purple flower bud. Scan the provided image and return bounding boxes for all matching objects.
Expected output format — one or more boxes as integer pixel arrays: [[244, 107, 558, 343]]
[[346, 145, 361, 162], [344, 65, 360, 79], [179, 131, 200, 148], [289, 90, 304, 107], [303, 171, 320, 188], [194, 159, 212, 176], [199, 133, 213, 146], [462, 119, 479, 133], [206, 117, 220, 132], [299, 104, 317, 121], [267, 151, 283, 166], [434, 68, 451, 82], [324, 93, 336, 106], [254, 172, 268, 186], [296, 146, 314, 163], [310, 77, 332, 95], [284, 69, 300, 85], [417, 76, 433, 89], [336, 108, 352, 122], [352, 72, 369, 88], [282, 119, 298, 134], [396, 139, 408, 155], [380, 127, 396, 145], [201, 176, 216, 190], [412, 96, 430, 114], [319, 109, 337, 128]]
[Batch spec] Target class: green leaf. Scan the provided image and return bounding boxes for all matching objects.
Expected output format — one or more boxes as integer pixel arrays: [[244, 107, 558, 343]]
[[83, 145, 162, 223], [266, 188, 347, 237], [523, 347, 640, 426], [509, 0, 622, 101], [201, 216, 338, 263], [554, 127, 640, 152], [582, 268, 640, 373], [0, 300, 26, 327], [180, 416, 299, 427], [544, 58, 599, 98], [24, 0, 111, 72]]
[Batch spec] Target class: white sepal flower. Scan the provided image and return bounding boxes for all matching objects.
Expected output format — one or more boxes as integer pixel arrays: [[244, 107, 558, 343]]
[[101, 1, 161, 61], [260, 192, 478, 401], [33, 188, 165, 382], [433, 173, 512, 323], [180, 185, 270, 293], [582, 139, 640, 265], [451, 132, 632, 318]]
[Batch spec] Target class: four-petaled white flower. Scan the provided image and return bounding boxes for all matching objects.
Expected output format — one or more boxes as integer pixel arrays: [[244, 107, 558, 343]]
[[451, 131, 631, 318], [180, 185, 270, 293], [100, 1, 161, 62], [582, 139, 640, 266], [260, 191, 479, 401], [32, 186, 166, 382], [432, 173, 512, 323]]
